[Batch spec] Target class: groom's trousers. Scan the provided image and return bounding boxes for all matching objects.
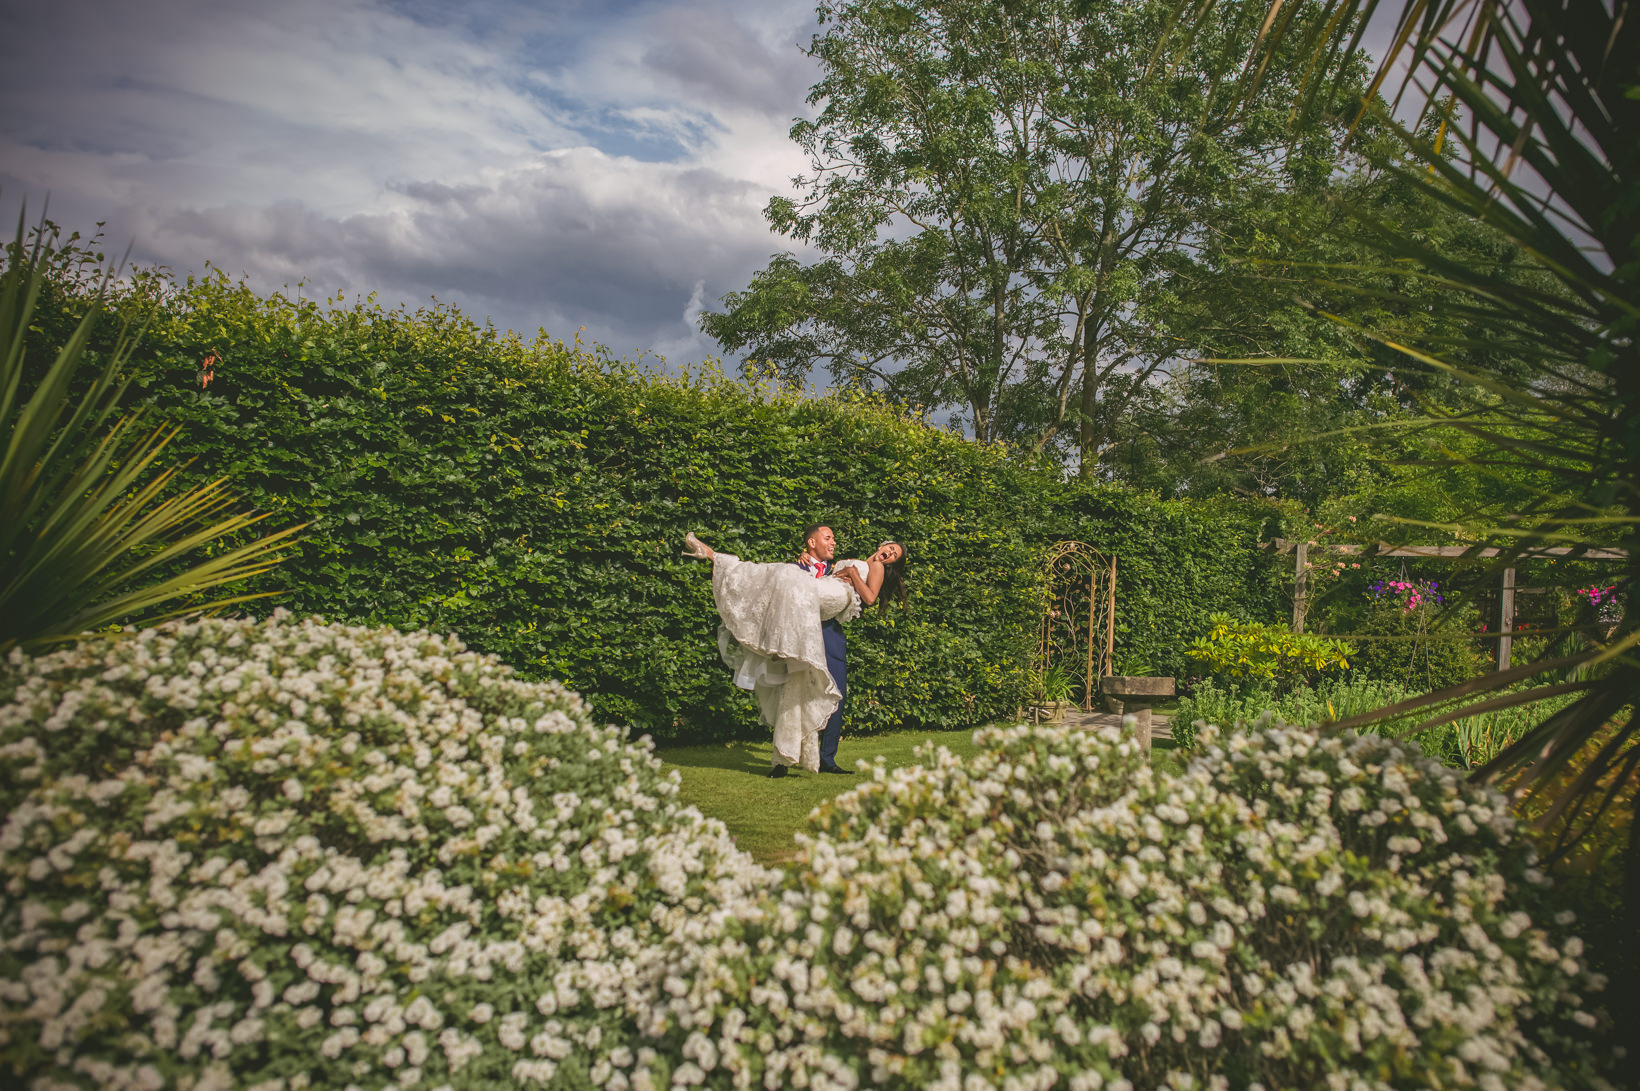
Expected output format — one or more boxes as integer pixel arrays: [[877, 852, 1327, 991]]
[[820, 617, 846, 766]]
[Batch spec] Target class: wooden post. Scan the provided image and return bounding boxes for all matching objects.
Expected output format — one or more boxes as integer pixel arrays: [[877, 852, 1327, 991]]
[[1084, 563, 1096, 711], [1498, 566, 1516, 671], [1292, 541, 1308, 634]]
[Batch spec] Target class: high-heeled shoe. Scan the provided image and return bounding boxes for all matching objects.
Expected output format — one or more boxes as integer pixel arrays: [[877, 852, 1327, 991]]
[[682, 532, 714, 560]]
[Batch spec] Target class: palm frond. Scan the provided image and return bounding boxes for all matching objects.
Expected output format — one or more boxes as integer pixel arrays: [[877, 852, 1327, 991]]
[[1, 211, 305, 652]]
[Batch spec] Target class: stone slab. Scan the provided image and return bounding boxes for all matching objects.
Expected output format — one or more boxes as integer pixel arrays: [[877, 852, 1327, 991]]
[[1100, 675, 1176, 698]]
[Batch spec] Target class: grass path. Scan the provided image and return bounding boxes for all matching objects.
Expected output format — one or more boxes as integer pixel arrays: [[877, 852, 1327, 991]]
[[656, 729, 988, 864], [657, 723, 1184, 865]]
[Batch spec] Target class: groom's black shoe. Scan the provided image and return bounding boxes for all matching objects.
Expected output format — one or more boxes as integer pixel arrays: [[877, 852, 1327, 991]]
[[768, 764, 788, 778], [819, 761, 852, 774]]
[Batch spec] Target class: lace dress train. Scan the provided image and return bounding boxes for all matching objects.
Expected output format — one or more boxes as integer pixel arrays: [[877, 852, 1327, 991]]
[[711, 555, 861, 771]]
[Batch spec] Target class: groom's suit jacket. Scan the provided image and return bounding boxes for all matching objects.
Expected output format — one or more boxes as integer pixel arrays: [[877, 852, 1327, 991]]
[[795, 556, 847, 764]]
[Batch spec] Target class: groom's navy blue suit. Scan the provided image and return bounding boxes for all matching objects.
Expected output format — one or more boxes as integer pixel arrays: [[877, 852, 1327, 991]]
[[819, 617, 846, 767], [798, 556, 847, 767]]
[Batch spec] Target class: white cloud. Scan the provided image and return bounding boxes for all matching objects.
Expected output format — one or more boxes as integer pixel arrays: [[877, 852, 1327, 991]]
[[0, 0, 822, 358], [148, 148, 782, 339], [5, 0, 569, 210]]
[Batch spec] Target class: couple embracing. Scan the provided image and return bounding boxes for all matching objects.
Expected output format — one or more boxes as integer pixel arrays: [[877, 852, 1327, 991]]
[[683, 525, 908, 777]]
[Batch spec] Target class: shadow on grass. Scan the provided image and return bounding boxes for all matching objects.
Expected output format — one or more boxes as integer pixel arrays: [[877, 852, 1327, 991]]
[[659, 739, 774, 776], [656, 724, 1186, 866]]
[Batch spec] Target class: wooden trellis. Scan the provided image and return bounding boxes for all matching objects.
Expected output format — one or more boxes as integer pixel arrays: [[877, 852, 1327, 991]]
[[1037, 542, 1117, 711]]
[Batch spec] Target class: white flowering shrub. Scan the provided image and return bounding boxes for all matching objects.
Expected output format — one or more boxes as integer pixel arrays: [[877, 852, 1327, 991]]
[[0, 612, 770, 1090], [2, 613, 1616, 1091], [674, 720, 1614, 1091]]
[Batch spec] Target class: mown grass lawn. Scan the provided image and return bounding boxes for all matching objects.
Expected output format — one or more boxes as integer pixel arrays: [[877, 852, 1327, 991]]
[[658, 721, 1182, 865]]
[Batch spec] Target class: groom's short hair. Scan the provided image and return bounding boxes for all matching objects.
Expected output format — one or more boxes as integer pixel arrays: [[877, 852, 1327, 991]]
[[802, 522, 829, 547]]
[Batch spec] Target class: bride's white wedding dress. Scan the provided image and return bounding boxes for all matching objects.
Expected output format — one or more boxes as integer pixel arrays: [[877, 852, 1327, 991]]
[[711, 555, 866, 772]]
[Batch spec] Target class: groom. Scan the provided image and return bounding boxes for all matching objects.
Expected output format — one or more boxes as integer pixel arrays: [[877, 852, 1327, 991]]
[[794, 523, 852, 775]]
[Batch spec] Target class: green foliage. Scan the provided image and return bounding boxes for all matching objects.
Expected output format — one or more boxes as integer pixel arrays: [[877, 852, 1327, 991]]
[[33, 259, 1287, 742], [702, 0, 1369, 472], [745, 722, 1614, 1087], [1111, 654, 1156, 676], [1037, 662, 1075, 702], [1183, 0, 1638, 951], [7, 619, 1618, 1089], [1133, 123, 1560, 506], [0, 217, 300, 652], [1052, 489, 1290, 685], [0, 612, 766, 1089], [1424, 686, 1591, 774], [1173, 675, 1408, 750], [1172, 673, 1586, 776], [1348, 597, 1487, 692], [1184, 611, 1353, 689]]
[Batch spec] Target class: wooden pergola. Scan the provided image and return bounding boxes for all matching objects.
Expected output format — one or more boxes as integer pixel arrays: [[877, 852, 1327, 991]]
[[1272, 540, 1628, 670]]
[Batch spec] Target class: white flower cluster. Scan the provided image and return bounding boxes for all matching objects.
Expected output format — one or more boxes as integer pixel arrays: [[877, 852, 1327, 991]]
[[0, 612, 770, 1090], [1, 615, 1615, 1090], [668, 720, 1615, 1090]]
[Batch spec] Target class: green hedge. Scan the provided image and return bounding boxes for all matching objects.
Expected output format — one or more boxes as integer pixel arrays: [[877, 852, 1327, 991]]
[[1051, 488, 1291, 679], [34, 263, 1288, 741]]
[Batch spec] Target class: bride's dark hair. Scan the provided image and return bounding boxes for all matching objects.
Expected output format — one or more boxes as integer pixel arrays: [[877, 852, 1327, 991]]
[[877, 541, 909, 611]]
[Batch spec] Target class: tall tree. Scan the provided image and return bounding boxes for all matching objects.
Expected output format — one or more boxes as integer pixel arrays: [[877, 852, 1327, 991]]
[[702, 0, 1366, 473], [1174, 0, 1637, 1004], [1131, 117, 1558, 505]]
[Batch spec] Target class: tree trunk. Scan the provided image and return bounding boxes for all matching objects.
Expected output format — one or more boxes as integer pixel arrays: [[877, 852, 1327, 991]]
[[1077, 317, 1100, 479]]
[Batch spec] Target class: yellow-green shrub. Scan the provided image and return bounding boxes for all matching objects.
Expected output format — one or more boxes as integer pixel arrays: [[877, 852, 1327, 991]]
[[1185, 612, 1353, 690]]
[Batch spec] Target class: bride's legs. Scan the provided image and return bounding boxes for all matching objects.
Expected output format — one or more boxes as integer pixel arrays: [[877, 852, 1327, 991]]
[[682, 532, 715, 560]]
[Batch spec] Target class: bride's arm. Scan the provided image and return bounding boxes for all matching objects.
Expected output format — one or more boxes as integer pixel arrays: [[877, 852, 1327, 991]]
[[835, 561, 885, 606]]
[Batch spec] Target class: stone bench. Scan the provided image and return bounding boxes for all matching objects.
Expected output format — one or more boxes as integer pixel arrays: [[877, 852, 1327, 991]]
[[1100, 675, 1175, 751]]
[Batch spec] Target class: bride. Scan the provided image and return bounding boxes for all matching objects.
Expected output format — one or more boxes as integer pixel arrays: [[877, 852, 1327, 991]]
[[682, 531, 907, 773]]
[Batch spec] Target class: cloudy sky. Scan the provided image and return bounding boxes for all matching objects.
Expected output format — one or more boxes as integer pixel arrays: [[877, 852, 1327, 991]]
[[0, 0, 823, 363]]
